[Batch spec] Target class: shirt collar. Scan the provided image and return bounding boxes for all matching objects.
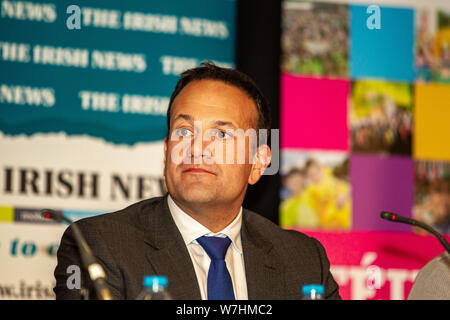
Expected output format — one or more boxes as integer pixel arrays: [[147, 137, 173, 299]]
[[167, 194, 243, 254]]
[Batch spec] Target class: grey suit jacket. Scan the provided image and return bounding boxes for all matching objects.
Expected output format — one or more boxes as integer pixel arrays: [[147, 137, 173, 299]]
[[54, 195, 341, 300]]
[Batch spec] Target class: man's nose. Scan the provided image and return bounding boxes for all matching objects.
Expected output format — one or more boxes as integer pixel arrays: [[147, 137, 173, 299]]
[[191, 132, 203, 159], [190, 129, 216, 164]]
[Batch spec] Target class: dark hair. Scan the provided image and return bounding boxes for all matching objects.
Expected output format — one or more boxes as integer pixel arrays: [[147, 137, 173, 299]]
[[166, 61, 271, 135]]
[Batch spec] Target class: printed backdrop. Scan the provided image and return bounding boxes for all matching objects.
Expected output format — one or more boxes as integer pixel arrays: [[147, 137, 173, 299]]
[[1, 0, 449, 301], [0, 0, 236, 299], [281, 0, 450, 299]]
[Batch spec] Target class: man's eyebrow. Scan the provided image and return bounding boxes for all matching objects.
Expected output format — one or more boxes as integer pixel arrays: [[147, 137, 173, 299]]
[[213, 120, 237, 128], [173, 114, 193, 122]]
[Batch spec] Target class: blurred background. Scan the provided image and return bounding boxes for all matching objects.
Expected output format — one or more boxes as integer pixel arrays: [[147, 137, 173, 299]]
[[0, 0, 449, 300]]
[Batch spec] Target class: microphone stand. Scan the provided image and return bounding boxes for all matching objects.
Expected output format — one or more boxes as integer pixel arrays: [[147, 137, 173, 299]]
[[380, 211, 450, 254], [42, 209, 114, 300]]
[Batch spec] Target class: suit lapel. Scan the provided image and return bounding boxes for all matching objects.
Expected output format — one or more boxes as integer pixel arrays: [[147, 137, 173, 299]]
[[142, 196, 201, 300], [241, 210, 284, 300]]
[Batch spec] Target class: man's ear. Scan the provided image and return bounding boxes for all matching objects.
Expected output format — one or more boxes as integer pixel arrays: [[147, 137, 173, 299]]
[[248, 144, 271, 185]]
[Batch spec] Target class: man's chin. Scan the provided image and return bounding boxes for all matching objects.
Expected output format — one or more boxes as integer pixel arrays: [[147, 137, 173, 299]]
[[175, 188, 217, 205]]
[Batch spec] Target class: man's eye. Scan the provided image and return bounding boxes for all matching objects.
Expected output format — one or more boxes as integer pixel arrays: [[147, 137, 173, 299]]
[[214, 130, 233, 140], [175, 128, 192, 137]]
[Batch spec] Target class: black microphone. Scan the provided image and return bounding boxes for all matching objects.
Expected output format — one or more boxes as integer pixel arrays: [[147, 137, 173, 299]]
[[380, 211, 450, 254], [42, 209, 114, 300]]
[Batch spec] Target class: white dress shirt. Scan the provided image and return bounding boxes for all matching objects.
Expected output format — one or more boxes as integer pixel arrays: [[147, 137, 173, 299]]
[[167, 195, 248, 300]]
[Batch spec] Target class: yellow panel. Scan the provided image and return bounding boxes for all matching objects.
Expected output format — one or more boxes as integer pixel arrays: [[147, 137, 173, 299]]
[[0, 206, 14, 222], [414, 82, 450, 161]]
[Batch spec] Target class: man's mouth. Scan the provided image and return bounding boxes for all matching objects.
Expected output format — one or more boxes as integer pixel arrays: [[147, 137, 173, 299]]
[[182, 167, 216, 175]]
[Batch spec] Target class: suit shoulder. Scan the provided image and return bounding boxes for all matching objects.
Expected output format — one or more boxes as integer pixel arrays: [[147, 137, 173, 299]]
[[72, 196, 165, 232], [243, 209, 316, 245]]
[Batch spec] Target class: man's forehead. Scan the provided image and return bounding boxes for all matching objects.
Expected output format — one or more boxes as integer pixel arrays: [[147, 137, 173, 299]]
[[172, 113, 238, 129], [170, 79, 258, 128]]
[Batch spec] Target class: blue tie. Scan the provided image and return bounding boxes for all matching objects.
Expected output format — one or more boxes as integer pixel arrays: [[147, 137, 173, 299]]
[[196, 236, 235, 300]]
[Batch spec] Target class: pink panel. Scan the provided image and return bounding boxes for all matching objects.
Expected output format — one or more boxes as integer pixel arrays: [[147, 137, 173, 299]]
[[281, 73, 350, 151]]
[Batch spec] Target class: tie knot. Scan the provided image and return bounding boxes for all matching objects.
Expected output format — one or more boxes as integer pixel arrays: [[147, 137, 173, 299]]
[[196, 236, 232, 260]]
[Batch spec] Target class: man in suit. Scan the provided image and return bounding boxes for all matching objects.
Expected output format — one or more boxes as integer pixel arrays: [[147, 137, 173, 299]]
[[54, 62, 341, 300]]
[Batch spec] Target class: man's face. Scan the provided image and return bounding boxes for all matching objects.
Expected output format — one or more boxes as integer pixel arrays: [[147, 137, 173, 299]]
[[164, 79, 267, 208]]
